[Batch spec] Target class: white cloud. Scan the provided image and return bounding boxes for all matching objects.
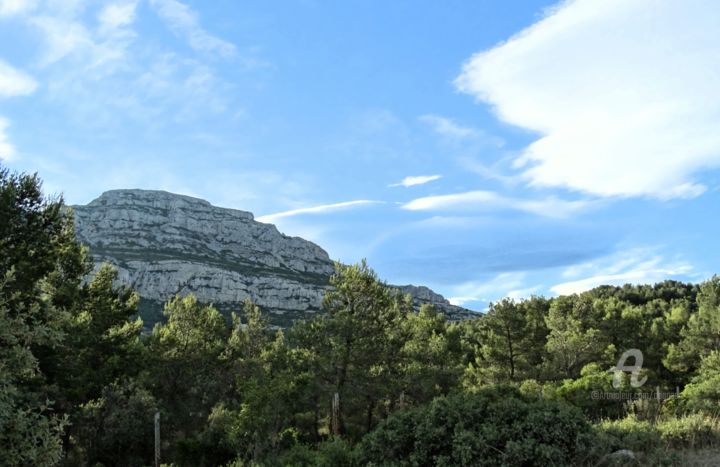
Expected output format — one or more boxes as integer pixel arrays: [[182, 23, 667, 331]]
[[31, 4, 138, 72], [551, 248, 694, 295], [0, 0, 37, 16], [389, 174, 442, 188], [150, 0, 236, 58], [456, 0, 720, 199], [98, 1, 138, 33], [257, 200, 383, 224], [0, 60, 37, 97], [401, 190, 590, 218], [419, 114, 479, 139], [0, 117, 16, 161]]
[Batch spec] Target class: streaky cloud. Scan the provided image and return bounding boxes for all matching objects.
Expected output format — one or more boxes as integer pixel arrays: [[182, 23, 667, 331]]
[[388, 174, 442, 188], [150, 0, 236, 58], [419, 114, 478, 139], [257, 200, 383, 223], [401, 190, 591, 218]]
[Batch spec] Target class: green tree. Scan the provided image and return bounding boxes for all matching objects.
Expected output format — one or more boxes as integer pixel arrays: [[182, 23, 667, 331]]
[[400, 304, 463, 405], [224, 331, 319, 464], [0, 168, 85, 466], [680, 350, 720, 413], [146, 294, 229, 451], [297, 260, 411, 438], [544, 295, 610, 379], [464, 297, 549, 386], [665, 276, 720, 374], [71, 379, 157, 467], [222, 298, 272, 393], [42, 264, 144, 412], [211, 298, 319, 464]]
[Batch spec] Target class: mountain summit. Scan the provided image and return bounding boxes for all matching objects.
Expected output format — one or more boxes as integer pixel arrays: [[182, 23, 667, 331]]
[[73, 189, 476, 326]]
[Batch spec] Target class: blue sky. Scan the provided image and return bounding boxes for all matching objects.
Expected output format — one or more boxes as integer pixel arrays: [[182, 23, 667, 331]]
[[1, 0, 719, 310]]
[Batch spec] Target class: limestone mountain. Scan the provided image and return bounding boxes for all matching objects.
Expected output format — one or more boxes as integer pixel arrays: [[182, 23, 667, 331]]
[[72, 189, 477, 327]]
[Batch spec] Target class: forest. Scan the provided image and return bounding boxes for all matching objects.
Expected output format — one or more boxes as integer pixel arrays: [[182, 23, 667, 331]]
[[2, 166, 720, 466]]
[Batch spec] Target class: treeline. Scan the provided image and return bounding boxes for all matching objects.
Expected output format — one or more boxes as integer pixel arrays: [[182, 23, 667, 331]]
[[2, 167, 720, 466]]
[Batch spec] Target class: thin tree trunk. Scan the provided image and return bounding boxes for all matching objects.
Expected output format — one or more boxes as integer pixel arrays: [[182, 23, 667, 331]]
[[365, 399, 375, 433]]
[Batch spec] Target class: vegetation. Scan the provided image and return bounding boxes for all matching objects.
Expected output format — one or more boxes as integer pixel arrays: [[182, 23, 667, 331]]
[[2, 166, 720, 466]]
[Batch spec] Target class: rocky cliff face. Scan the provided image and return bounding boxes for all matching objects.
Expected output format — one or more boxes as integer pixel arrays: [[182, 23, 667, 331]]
[[396, 285, 476, 320], [73, 189, 476, 327]]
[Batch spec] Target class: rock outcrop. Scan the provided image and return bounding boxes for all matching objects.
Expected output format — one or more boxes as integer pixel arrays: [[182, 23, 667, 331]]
[[396, 285, 476, 321], [73, 189, 476, 327]]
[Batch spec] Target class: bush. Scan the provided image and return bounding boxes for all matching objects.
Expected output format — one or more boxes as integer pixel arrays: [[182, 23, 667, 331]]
[[657, 414, 720, 449], [548, 364, 635, 420], [357, 385, 593, 466], [277, 438, 356, 467], [680, 351, 720, 414], [71, 380, 157, 467], [591, 416, 681, 466], [594, 417, 662, 454]]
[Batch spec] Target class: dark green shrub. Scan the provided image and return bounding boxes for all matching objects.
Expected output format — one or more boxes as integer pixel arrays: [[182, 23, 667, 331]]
[[357, 385, 593, 466], [277, 438, 356, 467], [71, 380, 157, 467]]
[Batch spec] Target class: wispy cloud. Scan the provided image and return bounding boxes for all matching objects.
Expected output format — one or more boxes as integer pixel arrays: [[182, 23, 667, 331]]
[[419, 114, 479, 139], [149, 0, 236, 58], [11, 0, 240, 130], [98, 1, 139, 33], [551, 247, 694, 295], [456, 0, 720, 199], [0, 60, 37, 96], [257, 200, 383, 223], [30, 0, 139, 71], [459, 156, 519, 186], [388, 174, 442, 188], [448, 272, 527, 307], [0, 0, 38, 17], [0, 117, 16, 161], [401, 190, 591, 218]]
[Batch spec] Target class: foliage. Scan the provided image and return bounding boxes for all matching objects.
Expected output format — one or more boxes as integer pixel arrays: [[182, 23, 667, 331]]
[[680, 351, 720, 413], [665, 277, 720, 376], [146, 295, 229, 453], [294, 260, 413, 439], [278, 438, 356, 467], [70, 380, 157, 466], [594, 416, 663, 454], [656, 413, 720, 450], [462, 297, 551, 388], [399, 304, 463, 405], [0, 168, 80, 466], [357, 386, 593, 466]]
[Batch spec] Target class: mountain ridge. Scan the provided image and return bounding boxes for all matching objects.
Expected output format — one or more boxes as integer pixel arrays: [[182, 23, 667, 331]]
[[73, 189, 478, 327]]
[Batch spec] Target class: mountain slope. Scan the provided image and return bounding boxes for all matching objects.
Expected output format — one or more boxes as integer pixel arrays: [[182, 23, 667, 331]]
[[73, 189, 477, 327]]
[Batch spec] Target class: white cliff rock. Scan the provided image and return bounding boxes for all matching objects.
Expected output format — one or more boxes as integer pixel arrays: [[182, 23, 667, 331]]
[[73, 189, 476, 326]]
